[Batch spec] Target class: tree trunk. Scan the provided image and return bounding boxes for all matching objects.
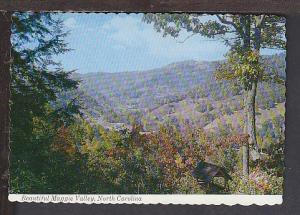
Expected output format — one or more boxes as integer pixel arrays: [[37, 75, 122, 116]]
[[243, 79, 259, 176], [242, 143, 249, 176], [247, 80, 259, 151], [246, 15, 264, 155], [242, 90, 249, 176], [241, 15, 251, 177], [241, 15, 263, 177]]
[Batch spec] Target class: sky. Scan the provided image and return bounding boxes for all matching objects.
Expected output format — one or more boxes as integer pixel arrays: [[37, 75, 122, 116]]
[[57, 13, 282, 74]]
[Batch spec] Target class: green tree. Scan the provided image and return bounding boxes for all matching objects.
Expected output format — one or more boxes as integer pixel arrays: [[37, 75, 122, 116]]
[[143, 14, 285, 176], [10, 12, 81, 193]]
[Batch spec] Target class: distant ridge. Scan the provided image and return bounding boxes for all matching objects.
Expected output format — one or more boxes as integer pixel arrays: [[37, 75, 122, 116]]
[[71, 53, 285, 137]]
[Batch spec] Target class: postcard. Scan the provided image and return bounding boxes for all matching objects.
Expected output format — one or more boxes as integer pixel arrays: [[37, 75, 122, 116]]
[[8, 12, 286, 205]]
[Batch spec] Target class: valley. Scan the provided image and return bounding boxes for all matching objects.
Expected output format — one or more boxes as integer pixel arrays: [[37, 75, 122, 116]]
[[72, 53, 285, 144]]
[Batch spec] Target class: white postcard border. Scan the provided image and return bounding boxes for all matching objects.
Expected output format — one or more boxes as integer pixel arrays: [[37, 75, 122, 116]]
[[9, 194, 282, 205]]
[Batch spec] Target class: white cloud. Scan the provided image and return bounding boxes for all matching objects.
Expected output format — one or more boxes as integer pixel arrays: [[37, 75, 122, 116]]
[[99, 14, 227, 61], [64, 17, 77, 29]]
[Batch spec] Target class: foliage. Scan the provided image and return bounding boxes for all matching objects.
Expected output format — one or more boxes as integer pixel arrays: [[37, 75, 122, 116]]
[[143, 13, 286, 177], [215, 50, 285, 91], [11, 108, 284, 194], [10, 12, 81, 193], [143, 14, 285, 50], [10, 13, 284, 195]]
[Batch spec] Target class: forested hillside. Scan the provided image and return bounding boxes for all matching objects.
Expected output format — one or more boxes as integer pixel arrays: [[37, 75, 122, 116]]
[[74, 53, 285, 146]]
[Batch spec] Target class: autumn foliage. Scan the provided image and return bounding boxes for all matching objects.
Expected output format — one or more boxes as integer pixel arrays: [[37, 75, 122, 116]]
[[26, 117, 282, 194]]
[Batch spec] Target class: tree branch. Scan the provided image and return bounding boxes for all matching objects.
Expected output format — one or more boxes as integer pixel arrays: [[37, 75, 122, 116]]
[[176, 33, 196, 43], [216, 14, 239, 31]]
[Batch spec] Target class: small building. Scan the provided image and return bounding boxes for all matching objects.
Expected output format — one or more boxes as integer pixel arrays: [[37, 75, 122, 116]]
[[192, 161, 232, 193]]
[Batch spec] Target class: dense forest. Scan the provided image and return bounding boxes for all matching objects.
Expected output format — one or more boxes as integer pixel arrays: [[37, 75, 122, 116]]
[[10, 13, 285, 194]]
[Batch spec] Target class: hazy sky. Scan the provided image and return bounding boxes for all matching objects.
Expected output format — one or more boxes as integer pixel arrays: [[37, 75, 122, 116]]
[[57, 13, 282, 74]]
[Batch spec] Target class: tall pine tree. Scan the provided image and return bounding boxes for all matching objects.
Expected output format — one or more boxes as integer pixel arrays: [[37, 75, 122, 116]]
[[10, 12, 81, 193]]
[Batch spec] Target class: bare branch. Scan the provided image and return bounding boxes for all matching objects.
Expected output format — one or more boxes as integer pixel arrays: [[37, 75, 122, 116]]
[[216, 14, 239, 31], [254, 15, 265, 28], [258, 15, 265, 27], [176, 33, 196, 43], [176, 33, 220, 43]]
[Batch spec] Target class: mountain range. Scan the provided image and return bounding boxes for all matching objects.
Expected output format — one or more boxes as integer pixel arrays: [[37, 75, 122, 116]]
[[70, 53, 286, 144]]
